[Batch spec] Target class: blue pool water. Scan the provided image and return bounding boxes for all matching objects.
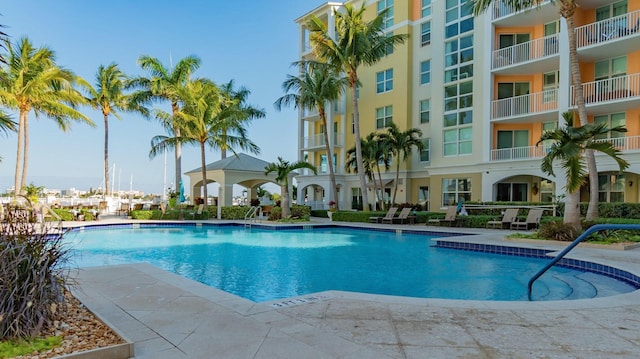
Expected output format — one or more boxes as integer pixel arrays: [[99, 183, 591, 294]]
[[67, 225, 637, 302]]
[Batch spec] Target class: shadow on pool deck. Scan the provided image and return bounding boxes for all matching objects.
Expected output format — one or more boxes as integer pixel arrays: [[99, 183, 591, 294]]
[[67, 218, 640, 358]]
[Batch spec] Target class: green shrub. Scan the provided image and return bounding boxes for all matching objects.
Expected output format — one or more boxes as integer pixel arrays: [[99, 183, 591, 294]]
[[52, 209, 74, 221], [0, 207, 71, 340], [537, 221, 580, 241], [221, 206, 252, 220], [269, 207, 282, 221], [311, 210, 329, 218], [131, 210, 156, 220]]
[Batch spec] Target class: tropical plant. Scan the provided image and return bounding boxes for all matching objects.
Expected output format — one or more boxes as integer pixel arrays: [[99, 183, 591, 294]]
[[345, 133, 391, 210], [0, 37, 92, 196], [216, 80, 265, 159], [82, 63, 148, 196], [265, 157, 317, 218], [377, 123, 424, 206], [538, 112, 628, 229], [275, 61, 346, 210], [22, 182, 44, 203], [307, 3, 407, 211], [473, 0, 599, 220], [131, 55, 201, 190]]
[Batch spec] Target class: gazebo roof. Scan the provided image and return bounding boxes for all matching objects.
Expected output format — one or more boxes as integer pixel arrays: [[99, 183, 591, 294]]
[[185, 153, 271, 174]]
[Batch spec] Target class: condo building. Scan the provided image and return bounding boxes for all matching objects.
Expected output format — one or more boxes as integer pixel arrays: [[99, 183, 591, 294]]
[[294, 0, 640, 211]]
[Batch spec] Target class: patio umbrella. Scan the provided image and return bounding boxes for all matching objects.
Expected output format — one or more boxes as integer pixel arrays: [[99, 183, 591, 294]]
[[179, 180, 186, 203]]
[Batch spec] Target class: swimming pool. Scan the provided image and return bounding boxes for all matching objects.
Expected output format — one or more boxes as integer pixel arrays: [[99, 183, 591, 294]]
[[67, 224, 638, 302]]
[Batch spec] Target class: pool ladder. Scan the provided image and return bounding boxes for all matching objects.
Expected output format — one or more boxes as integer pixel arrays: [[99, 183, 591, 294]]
[[527, 224, 640, 300], [244, 206, 262, 228]]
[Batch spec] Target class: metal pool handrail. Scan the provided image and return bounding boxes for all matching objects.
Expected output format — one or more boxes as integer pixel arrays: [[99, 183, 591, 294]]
[[528, 224, 640, 300]]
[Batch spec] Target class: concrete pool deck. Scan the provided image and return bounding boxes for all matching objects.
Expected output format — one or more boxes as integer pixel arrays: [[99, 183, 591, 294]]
[[66, 217, 640, 358]]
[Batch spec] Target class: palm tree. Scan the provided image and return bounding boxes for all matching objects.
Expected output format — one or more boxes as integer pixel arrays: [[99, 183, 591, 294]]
[[345, 133, 390, 210], [538, 112, 628, 229], [131, 55, 201, 191], [275, 61, 347, 210], [83, 63, 148, 196], [377, 123, 424, 206], [216, 80, 265, 160], [307, 3, 407, 212], [473, 0, 599, 220], [265, 157, 317, 218], [0, 37, 92, 196]]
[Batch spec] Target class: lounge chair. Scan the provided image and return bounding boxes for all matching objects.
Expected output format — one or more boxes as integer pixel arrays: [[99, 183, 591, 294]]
[[116, 203, 129, 216], [369, 207, 398, 223], [510, 209, 544, 230], [384, 207, 412, 224], [189, 204, 204, 219], [486, 208, 519, 229], [428, 206, 457, 226]]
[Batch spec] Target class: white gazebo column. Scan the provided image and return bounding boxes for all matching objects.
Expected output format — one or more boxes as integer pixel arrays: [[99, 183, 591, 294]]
[[221, 183, 234, 207]]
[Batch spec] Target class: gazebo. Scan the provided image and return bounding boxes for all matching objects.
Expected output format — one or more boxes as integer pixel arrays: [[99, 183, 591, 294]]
[[184, 153, 292, 207]]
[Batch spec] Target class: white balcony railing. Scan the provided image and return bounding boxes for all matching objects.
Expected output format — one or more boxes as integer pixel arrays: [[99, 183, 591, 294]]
[[303, 133, 345, 149], [491, 136, 640, 161], [302, 108, 319, 118], [492, 0, 551, 21], [576, 10, 640, 48], [492, 89, 558, 120], [571, 73, 640, 106], [492, 34, 559, 69]]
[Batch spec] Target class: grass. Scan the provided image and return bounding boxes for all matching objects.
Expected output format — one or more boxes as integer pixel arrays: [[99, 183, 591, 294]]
[[0, 336, 62, 358]]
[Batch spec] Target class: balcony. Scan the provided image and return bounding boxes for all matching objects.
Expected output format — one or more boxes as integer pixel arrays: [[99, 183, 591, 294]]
[[571, 73, 640, 113], [492, 0, 557, 27], [491, 89, 558, 123], [302, 133, 345, 150], [491, 136, 640, 162], [492, 34, 559, 74], [576, 10, 640, 62]]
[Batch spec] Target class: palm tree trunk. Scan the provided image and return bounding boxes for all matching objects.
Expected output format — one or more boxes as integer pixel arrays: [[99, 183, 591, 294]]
[[391, 156, 400, 206], [350, 77, 369, 211], [13, 111, 26, 197], [221, 129, 227, 160], [172, 103, 182, 192], [20, 114, 29, 193], [320, 109, 339, 210], [200, 142, 208, 211], [563, 1, 598, 221], [104, 113, 110, 196], [563, 189, 581, 229], [375, 164, 384, 210], [281, 183, 290, 218]]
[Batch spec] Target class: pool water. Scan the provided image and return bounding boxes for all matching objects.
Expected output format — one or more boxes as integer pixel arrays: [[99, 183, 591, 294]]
[[67, 226, 636, 302]]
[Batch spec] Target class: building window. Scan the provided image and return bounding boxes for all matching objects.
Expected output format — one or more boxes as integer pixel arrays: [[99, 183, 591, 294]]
[[351, 187, 363, 210], [444, 127, 472, 156], [420, 99, 430, 123], [444, 34, 473, 83], [444, 80, 473, 113], [384, 33, 395, 56], [599, 173, 625, 203], [442, 178, 472, 206], [596, 0, 627, 21], [376, 105, 393, 129], [377, 0, 394, 29], [595, 56, 627, 80], [418, 186, 429, 210], [496, 183, 528, 201], [445, 0, 474, 38], [540, 179, 555, 203], [421, 0, 432, 18], [420, 60, 431, 85], [420, 138, 430, 162], [376, 69, 393, 93], [543, 71, 559, 103], [594, 113, 626, 139], [421, 21, 431, 46]]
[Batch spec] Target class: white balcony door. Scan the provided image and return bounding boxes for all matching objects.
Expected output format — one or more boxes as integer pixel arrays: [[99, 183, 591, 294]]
[[497, 130, 529, 159], [497, 82, 530, 117], [498, 34, 530, 64]]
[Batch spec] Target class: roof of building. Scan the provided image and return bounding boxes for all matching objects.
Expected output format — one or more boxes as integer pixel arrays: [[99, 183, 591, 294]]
[[185, 153, 271, 174]]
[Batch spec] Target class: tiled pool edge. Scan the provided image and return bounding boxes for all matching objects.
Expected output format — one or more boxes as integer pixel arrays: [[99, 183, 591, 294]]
[[434, 239, 640, 289]]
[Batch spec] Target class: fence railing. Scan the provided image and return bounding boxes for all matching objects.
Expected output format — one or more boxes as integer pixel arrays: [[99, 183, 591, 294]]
[[571, 73, 640, 106], [492, 89, 558, 120], [492, 0, 551, 20], [302, 133, 345, 149], [575, 10, 640, 48], [492, 34, 559, 69]]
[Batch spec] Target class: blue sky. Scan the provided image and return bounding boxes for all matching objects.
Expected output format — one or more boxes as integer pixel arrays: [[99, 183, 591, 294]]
[[0, 0, 322, 195]]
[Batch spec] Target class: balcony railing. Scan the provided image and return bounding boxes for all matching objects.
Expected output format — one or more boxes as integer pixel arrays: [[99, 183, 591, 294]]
[[303, 133, 345, 149], [571, 73, 640, 106], [492, 89, 558, 120], [576, 10, 640, 48], [302, 108, 319, 118], [492, 34, 559, 69], [491, 136, 640, 161], [492, 0, 551, 21]]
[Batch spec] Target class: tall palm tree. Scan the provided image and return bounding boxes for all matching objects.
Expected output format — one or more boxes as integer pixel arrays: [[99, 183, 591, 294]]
[[345, 133, 391, 210], [0, 37, 92, 196], [83, 63, 148, 196], [130, 55, 201, 191], [538, 112, 628, 229], [275, 61, 347, 210], [473, 0, 599, 220], [216, 80, 265, 160], [307, 3, 407, 212], [265, 157, 317, 218], [377, 123, 424, 206]]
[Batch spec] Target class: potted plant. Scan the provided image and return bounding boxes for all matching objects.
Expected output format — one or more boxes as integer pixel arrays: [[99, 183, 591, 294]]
[[327, 200, 336, 221]]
